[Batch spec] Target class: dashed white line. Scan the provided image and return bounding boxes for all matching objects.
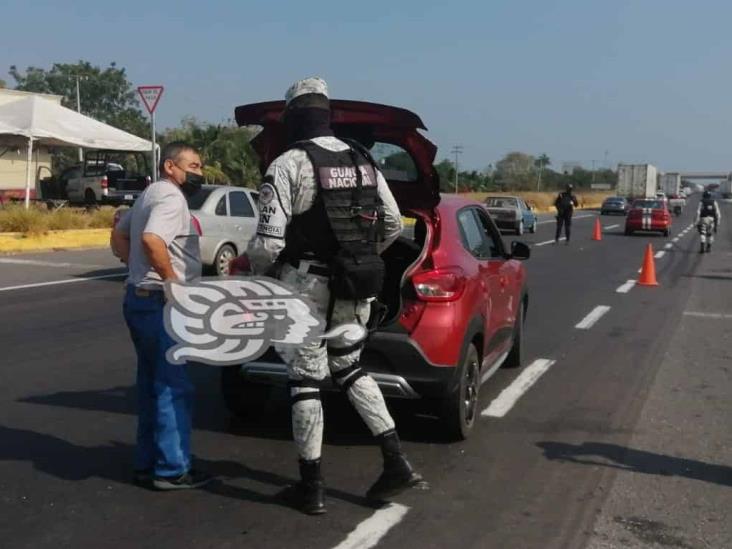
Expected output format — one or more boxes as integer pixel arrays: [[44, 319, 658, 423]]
[[575, 305, 611, 329], [683, 311, 732, 320], [672, 237, 680, 243], [0, 272, 125, 292], [481, 359, 556, 418], [535, 238, 565, 247], [333, 503, 410, 549], [604, 224, 620, 230], [664, 243, 673, 250], [655, 250, 666, 259], [616, 280, 637, 294]]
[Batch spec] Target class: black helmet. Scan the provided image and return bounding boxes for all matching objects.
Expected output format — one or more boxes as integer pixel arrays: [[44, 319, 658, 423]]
[[566, 183, 573, 191], [703, 190, 712, 199]]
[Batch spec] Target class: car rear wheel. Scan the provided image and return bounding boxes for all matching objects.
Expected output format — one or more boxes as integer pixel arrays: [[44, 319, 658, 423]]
[[503, 301, 524, 369], [84, 189, 97, 208], [624, 227, 633, 236], [516, 220, 524, 236], [215, 244, 236, 276], [440, 343, 480, 440], [663, 229, 670, 237], [221, 366, 270, 419], [529, 219, 537, 233]]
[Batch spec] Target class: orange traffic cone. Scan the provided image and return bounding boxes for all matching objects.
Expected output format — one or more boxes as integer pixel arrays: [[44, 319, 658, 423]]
[[638, 244, 659, 286], [592, 218, 602, 241]]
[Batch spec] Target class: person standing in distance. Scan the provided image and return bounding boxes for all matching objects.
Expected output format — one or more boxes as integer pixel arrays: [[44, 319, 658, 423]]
[[695, 189, 721, 253], [110, 142, 212, 490], [242, 77, 423, 515], [554, 183, 579, 244]]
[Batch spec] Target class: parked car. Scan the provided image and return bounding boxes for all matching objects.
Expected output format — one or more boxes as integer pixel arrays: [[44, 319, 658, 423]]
[[224, 100, 531, 439], [64, 150, 150, 206], [600, 196, 629, 216], [483, 196, 537, 235], [624, 198, 671, 236], [111, 185, 257, 276], [186, 185, 259, 275]]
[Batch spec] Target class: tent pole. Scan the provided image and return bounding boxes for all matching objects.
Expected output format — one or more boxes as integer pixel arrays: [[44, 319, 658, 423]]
[[24, 137, 34, 210]]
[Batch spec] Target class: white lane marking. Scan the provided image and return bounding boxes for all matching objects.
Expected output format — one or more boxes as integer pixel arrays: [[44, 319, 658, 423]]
[[575, 305, 611, 329], [536, 214, 593, 225], [683, 311, 732, 320], [664, 243, 673, 250], [604, 224, 620, 230], [616, 280, 637, 294], [655, 251, 666, 259], [333, 503, 410, 549], [0, 272, 125, 292], [672, 237, 680, 243], [481, 359, 556, 418], [535, 237, 565, 247], [0, 258, 106, 268]]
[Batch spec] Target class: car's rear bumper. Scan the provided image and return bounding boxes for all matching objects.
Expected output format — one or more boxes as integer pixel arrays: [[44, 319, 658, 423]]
[[102, 191, 141, 205], [494, 218, 520, 230], [236, 331, 456, 400], [625, 220, 670, 232]]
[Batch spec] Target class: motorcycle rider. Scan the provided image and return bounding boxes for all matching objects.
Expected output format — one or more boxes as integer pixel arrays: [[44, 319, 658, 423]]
[[696, 190, 721, 253]]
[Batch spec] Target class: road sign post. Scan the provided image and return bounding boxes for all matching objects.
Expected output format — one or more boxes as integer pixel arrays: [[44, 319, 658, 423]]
[[137, 86, 164, 182]]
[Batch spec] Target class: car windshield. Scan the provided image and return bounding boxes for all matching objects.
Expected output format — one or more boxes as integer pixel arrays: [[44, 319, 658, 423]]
[[604, 197, 623, 203], [485, 197, 518, 208], [632, 200, 663, 209], [186, 187, 214, 210]]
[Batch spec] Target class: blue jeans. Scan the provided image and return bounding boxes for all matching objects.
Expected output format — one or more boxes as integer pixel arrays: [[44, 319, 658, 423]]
[[123, 285, 194, 477]]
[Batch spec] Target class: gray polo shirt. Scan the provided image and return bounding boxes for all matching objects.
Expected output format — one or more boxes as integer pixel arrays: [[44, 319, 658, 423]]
[[117, 179, 201, 288]]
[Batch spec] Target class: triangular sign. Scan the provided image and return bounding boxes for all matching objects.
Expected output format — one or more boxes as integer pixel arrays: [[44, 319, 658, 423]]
[[137, 86, 164, 114]]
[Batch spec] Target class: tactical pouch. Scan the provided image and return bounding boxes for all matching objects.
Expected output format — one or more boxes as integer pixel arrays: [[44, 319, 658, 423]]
[[328, 251, 385, 300]]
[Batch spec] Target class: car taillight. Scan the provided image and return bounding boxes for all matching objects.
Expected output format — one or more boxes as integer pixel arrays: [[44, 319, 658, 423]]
[[101, 176, 108, 189], [412, 267, 466, 302], [191, 215, 202, 236]]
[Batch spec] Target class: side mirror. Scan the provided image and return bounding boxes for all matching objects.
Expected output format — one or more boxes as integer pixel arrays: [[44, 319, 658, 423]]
[[509, 241, 531, 260]]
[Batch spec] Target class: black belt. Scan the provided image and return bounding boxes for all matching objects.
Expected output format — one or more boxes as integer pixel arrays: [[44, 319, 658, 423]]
[[288, 259, 330, 277], [133, 287, 165, 298]]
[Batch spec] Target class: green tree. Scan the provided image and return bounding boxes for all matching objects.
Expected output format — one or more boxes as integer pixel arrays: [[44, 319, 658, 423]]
[[495, 151, 536, 190], [9, 61, 148, 138], [160, 118, 260, 187]]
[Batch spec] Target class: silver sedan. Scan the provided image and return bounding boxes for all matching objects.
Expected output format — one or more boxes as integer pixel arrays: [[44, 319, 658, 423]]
[[186, 185, 259, 275]]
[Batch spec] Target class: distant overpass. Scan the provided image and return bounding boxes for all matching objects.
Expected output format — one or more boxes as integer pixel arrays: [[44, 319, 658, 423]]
[[677, 172, 729, 180]]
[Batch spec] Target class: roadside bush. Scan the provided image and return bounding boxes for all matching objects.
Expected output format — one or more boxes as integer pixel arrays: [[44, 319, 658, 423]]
[[0, 204, 116, 234]]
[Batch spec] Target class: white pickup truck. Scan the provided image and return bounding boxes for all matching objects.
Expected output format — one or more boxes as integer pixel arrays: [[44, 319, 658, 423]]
[[63, 150, 150, 206]]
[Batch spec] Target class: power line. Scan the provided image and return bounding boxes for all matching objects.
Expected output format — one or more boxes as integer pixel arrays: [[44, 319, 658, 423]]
[[451, 145, 463, 194]]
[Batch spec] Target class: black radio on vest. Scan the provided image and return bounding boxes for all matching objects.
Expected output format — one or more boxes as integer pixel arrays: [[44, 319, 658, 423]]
[[283, 139, 386, 300]]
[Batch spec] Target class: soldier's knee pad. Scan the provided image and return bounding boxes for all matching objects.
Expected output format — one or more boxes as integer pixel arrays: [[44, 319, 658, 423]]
[[331, 363, 369, 393], [288, 379, 322, 404]]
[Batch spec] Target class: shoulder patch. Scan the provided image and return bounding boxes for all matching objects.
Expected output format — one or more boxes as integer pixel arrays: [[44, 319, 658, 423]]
[[259, 182, 275, 205]]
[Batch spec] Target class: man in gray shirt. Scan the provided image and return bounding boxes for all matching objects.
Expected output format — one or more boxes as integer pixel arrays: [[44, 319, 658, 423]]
[[111, 141, 211, 490]]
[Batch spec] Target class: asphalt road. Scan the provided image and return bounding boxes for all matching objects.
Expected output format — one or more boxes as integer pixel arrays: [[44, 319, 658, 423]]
[[0, 197, 730, 549]]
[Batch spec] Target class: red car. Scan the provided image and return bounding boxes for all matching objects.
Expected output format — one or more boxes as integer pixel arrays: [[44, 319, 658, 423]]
[[624, 198, 671, 236], [224, 100, 530, 439]]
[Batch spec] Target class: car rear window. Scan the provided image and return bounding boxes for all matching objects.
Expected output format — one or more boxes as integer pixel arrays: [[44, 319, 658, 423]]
[[186, 188, 214, 210], [632, 200, 663, 209], [485, 197, 517, 208]]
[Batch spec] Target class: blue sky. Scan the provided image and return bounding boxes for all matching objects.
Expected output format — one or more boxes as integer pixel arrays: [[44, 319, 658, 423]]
[[3, 0, 732, 172]]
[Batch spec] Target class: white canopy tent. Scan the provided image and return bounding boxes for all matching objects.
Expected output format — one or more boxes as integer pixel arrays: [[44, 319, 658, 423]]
[[0, 96, 153, 207]]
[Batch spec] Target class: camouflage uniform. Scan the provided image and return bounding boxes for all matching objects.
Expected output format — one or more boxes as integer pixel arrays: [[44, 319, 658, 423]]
[[696, 197, 721, 251], [246, 135, 403, 460]]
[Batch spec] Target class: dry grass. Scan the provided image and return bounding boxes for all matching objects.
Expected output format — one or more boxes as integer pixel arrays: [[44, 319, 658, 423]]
[[0, 204, 117, 234], [463, 191, 612, 212]]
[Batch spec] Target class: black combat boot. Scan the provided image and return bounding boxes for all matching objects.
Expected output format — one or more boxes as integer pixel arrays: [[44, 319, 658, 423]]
[[366, 430, 423, 502], [706, 242, 711, 253], [296, 459, 326, 515], [700, 242, 706, 254]]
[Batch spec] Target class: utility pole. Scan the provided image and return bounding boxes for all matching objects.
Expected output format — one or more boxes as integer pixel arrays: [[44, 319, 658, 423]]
[[451, 145, 463, 194], [71, 75, 88, 161]]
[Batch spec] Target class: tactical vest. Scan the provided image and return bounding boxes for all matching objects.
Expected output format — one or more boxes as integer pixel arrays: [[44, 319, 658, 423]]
[[700, 198, 718, 220], [283, 139, 384, 262]]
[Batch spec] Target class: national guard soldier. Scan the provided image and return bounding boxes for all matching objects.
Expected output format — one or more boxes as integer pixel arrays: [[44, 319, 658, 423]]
[[696, 189, 721, 253], [554, 183, 579, 244], [242, 77, 423, 514]]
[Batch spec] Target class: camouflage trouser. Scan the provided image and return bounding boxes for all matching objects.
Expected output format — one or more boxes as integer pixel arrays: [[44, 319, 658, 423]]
[[274, 263, 395, 460], [698, 217, 716, 244]]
